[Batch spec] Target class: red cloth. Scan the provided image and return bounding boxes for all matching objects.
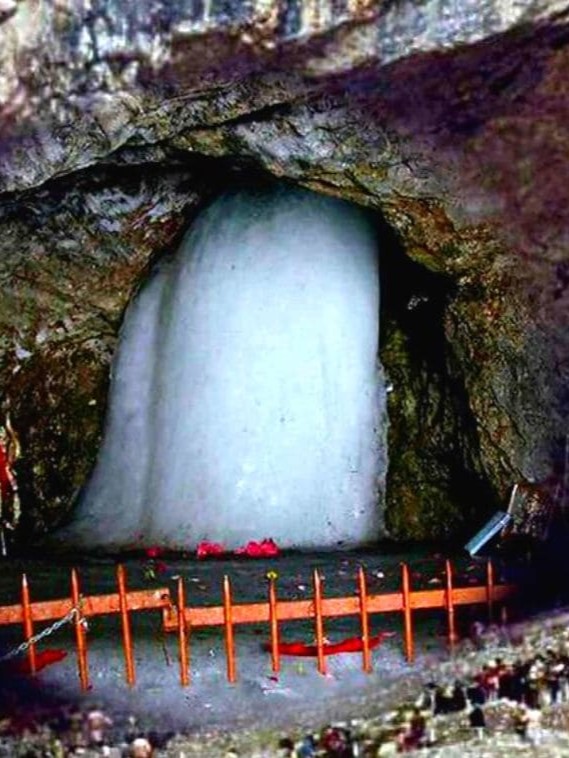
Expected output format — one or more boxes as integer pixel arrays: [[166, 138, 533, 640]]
[[2, 649, 67, 676], [262, 632, 395, 657], [0, 442, 14, 503]]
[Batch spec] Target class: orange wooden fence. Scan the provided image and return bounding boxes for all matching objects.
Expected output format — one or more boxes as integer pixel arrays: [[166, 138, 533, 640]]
[[0, 560, 516, 690]]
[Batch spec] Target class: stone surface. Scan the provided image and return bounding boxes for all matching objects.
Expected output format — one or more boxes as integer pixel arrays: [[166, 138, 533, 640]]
[[0, 1, 568, 539], [0, 166, 205, 531]]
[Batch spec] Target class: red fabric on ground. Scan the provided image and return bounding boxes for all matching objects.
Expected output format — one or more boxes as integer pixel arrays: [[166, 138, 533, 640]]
[[2, 649, 68, 676], [262, 632, 395, 657]]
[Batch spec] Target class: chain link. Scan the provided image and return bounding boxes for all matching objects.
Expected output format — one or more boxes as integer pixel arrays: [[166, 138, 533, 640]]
[[0, 604, 85, 663]]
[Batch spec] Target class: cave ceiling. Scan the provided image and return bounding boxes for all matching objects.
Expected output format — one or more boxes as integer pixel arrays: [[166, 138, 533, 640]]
[[1, 0, 568, 540]]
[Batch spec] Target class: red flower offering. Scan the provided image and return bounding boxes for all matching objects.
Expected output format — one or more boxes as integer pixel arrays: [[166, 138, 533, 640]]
[[196, 541, 227, 558], [145, 546, 164, 559], [234, 538, 280, 558]]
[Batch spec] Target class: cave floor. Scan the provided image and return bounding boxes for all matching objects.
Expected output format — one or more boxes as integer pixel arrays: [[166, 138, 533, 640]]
[[0, 546, 513, 746]]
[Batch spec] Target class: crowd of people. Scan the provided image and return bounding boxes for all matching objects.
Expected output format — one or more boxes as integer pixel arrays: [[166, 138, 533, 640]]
[[3, 627, 569, 755], [0, 699, 165, 757], [275, 641, 569, 756]]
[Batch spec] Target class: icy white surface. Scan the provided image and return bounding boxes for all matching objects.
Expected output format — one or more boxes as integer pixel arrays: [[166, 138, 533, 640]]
[[66, 184, 386, 550]]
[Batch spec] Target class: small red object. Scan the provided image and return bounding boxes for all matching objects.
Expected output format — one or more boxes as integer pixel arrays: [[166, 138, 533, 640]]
[[196, 538, 280, 559], [145, 546, 164, 559], [262, 631, 395, 657], [3, 648, 67, 675], [196, 541, 226, 558], [0, 439, 17, 505], [234, 538, 280, 558]]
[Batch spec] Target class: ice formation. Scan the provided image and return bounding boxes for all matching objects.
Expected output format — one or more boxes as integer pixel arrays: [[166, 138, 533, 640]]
[[64, 184, 387, 550]]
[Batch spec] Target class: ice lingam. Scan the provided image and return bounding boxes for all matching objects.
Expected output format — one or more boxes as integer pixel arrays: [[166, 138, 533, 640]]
[[63, 184, 387, 550]]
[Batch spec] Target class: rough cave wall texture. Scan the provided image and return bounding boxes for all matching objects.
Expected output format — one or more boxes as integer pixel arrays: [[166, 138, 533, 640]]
[[0, 0, 568, 540]]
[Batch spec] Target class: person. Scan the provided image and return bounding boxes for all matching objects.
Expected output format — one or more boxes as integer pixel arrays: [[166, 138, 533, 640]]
[[319, 725, 353, 756], [86, 707, 113, 747], [527, 706, 543, 746], [415, 682, 436, 715], [545, 650, 562, 706], [129, 737, 153, 758], [467, 675, 486, 707], [513, 703, 530, 741], [407, 708, 426, 749], [396, 707, 426, 752], [450, 680, 467, 711], [0, 414, 20, 557], [498, 661, 517, 701], [468, 705, 486, 739]]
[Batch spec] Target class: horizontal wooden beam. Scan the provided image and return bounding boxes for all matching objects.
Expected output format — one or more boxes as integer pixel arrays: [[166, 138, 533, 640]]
[[0, 581, 516, 631], [162, 584, 517, 631], [0, 588, 172, 626]]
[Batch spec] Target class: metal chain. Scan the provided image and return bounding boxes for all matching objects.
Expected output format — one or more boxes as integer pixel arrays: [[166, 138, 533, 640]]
[[0, 605, 85, 663]]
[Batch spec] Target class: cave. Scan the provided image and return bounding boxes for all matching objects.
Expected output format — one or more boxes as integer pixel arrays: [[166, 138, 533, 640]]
[[0, 1, 565, 556], [0, 158, 509, 552], [3, 2, 569, 754], [48, 168, 504, 553]]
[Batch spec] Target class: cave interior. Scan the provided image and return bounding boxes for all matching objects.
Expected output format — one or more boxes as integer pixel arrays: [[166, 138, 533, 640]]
[[0, 156, 503, 552]]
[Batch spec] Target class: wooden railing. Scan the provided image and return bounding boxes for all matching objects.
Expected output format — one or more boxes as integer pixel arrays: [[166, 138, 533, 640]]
[[0, 559, 516, 690], [0, 565, 172, 691]]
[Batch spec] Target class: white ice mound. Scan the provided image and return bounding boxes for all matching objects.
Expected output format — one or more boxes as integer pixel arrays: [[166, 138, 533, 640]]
[[64, 184, 387, 550]]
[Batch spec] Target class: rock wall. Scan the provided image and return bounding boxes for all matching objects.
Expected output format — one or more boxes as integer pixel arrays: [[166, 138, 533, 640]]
[[0, 166, 207, 531], [0, 1, 568, 541]]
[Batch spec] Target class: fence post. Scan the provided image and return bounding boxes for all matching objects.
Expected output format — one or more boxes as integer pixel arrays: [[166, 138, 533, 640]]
[[21, 574, 36, 675], [177, 576, 190, 687], [401, 562, 414, 663], [116, 564, 136, 687], [358, 567, 371, 673], [313, 569, 326, 675], [486, 559, 494, 624], [223, 575, 236, 683], [445, 559, 457, 652], [71, 569, 89, 691], [268, 576, 280, 674]]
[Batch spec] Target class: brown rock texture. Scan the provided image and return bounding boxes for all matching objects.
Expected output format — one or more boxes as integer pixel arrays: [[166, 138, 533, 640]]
[[1, 0, 568, 540]]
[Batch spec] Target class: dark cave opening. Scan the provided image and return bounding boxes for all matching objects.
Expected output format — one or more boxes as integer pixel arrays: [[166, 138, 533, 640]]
[[378, 221, 498, 543]]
